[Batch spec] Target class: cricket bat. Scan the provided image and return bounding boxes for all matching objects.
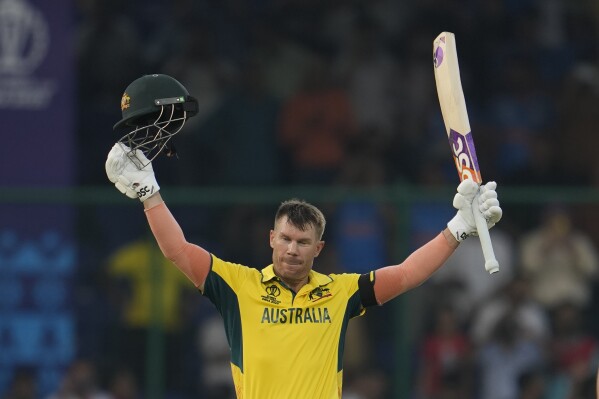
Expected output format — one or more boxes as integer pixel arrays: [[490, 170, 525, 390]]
[[433, 31, 499, 274]]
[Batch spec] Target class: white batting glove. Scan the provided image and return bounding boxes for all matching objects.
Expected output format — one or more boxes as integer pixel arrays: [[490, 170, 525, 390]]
[[447, 180, 502, 242], [105, 143, 160, 202]]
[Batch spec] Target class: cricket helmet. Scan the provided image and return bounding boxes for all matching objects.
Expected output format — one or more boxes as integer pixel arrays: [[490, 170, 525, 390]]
[[114, 74, 198, 165]]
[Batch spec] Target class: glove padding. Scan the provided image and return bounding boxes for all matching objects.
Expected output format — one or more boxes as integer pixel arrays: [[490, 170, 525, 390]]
[[105, 143, 160, 202], [447, 180, 502, 242]]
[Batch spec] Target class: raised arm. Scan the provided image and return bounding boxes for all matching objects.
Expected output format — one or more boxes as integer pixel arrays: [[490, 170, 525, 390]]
[[106, 143, 211, 290], [373, 180, 502, 305]]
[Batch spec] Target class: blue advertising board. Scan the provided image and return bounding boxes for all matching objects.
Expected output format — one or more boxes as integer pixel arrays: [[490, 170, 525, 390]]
[[0, 0, 75, 396]]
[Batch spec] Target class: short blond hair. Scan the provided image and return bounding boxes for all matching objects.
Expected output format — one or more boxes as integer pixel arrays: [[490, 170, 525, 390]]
[[275, 198, 326, 239]]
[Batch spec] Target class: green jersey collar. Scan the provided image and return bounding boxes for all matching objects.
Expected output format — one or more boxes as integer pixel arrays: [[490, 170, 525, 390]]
[[260, 264, 333, 287]]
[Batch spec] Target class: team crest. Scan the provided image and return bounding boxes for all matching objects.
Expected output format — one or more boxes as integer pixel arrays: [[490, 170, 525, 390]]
[[309, 287, 332, 302], [121, 93, 131, 111]]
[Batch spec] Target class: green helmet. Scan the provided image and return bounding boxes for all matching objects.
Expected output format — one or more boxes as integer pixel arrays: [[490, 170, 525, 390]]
[[114, 74, 197, 130], [114, 74, 198, 164]]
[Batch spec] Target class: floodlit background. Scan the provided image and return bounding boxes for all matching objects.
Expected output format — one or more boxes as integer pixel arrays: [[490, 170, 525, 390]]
[[1, 0, 598, 398]]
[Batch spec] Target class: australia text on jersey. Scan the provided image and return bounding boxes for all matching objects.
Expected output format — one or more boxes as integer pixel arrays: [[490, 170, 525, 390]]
[[260, 307, 332, 324]]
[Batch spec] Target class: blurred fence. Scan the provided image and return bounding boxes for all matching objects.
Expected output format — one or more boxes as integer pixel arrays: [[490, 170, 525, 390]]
[[1, 184, 598, 398]]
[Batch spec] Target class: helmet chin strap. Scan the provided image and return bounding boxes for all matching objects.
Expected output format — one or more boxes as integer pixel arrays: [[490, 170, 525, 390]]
[[118, 104, 188, 168]]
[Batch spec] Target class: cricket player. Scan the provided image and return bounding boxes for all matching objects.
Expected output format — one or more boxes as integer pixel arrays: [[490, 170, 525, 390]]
[[105, 74, 502, 399]]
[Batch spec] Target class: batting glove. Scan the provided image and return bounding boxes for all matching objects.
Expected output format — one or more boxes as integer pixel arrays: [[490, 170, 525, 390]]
[[447, 180, 502, 242], [105, 143, 160, 202]]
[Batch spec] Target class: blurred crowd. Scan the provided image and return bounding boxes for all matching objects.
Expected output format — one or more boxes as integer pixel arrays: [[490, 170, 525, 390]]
[[6, 0, 599, 398], [75, 0, 599, 190]]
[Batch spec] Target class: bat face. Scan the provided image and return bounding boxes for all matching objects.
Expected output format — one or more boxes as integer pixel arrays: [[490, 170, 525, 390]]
[[433, 32, 483, 184]]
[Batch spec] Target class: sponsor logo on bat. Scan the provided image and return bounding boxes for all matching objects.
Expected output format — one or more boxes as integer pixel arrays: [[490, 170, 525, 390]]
[[448, 129, 481, 182]]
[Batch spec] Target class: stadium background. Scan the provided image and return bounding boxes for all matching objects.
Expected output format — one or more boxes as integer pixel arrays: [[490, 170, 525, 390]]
[[1, 0, 599, 398]]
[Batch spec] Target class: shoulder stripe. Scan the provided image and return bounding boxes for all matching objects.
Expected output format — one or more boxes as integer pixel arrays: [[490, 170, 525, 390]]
[[337, 290, 364, 371], [203, 271, 243, 371]]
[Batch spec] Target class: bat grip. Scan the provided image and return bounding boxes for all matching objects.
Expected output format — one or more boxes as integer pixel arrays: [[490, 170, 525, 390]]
[[472, 195, 500, 274]]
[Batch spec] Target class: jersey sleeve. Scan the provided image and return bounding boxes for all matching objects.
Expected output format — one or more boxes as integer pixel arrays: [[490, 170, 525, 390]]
[[202, 255, 257, 305], [330, 273, 365, 319]]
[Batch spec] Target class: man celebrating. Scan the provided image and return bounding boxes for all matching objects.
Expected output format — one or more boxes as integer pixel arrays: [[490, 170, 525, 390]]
[[105, 74, 502, 399]]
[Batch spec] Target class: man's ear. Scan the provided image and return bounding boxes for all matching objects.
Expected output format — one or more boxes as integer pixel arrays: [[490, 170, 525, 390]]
[[314, 241, 325, 257], [269, 229, 275, 248]]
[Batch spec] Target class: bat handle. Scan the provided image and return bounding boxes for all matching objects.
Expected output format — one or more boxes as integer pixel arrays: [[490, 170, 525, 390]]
[[472, 196, 500, 274]]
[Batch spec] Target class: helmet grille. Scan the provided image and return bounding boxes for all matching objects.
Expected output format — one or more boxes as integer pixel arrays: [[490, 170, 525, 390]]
[[118, 104, 187, 167]]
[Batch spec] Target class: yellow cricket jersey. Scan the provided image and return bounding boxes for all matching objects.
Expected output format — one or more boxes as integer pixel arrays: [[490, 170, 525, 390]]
[[201, 254, 366, 399]]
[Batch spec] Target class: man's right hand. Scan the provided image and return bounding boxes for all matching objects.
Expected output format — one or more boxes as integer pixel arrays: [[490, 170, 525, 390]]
[[105, 143, 160, 202], [447, 179, 502, 242]]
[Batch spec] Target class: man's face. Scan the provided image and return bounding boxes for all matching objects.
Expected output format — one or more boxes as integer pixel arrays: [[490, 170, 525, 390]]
[[270, 216, 324, 285]]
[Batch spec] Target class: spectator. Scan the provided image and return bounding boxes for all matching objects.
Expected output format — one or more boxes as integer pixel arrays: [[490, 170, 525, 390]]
[[107, 367, 139, 399], [332, 149, 389, 274], [429, 226, 516, 323], [476, 312, 544, 399], [161, 24, 233, 131], [104, 238, 195, 394], [517, 369, 546, 399], [279, 58, 358, 184], [252, 25, 320, 101], [520, 205, 598, 309], [2, 368, 37, 399], [556, 64, 599, 185], [194, 56, 283, 186], [414, 305, 472, 399], [219, 206, 275, 267], [343, 367, 390, 399], [486, 57, 555, 183], [470, 276, 550, 346], [545, 302, 599, 399], [47, 359, 111, 399], [76, 0, 142, 110], [196, 313, 236, 399], [75, 0, 143, 185], [333, 18, 401, 141]]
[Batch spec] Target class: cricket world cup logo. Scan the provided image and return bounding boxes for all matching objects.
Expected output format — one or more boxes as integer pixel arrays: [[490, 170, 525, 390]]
[[0, 0, 49, 75]]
